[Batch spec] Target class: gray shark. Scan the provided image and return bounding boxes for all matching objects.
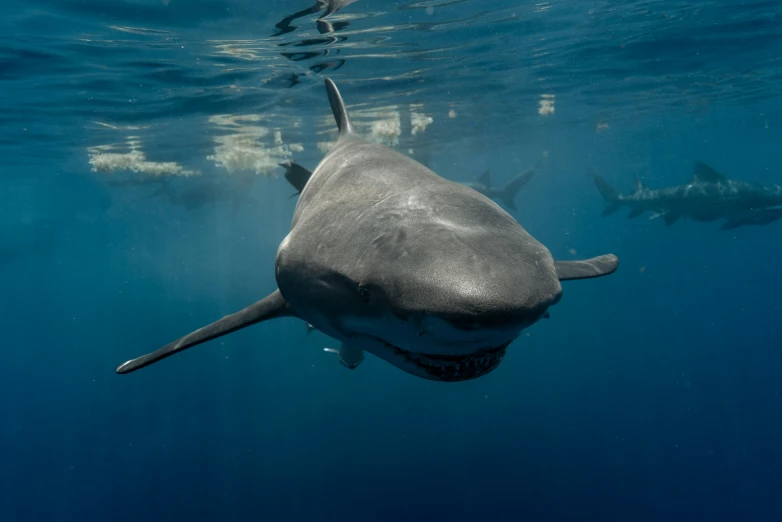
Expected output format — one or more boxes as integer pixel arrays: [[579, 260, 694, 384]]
[[591, 162, 782, 230], [115, 78, 618, 382], [461, 165, 538, 212]]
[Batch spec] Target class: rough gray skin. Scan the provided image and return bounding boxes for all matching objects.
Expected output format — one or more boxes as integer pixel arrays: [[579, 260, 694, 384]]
[[591, 162, 782, 230], [115, 78, 619, 382], [460, 166, 537, 212], [284, 160, 536, 212]]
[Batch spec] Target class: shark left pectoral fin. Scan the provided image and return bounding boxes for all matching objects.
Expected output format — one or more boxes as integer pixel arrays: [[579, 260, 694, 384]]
[[115, 289, 295, 374], [324, 342, 364, 370], [280, 161, 314, 195], [554, 254, 619, 281]]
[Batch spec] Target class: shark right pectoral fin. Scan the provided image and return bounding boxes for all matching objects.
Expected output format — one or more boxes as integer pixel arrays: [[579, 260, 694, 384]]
[[554, 254, 619, 281], [115, 289, 295, 374]]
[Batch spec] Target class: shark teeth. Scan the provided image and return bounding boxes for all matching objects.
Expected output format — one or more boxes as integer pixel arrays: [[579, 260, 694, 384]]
[[385, 342, 510, 382]]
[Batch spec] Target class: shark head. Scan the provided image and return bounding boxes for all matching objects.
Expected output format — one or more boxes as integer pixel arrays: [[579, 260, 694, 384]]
[[276, 205, 564, 381]]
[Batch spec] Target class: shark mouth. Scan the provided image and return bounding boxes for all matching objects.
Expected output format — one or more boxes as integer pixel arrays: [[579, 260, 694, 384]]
[[383, 341, 510, 382]]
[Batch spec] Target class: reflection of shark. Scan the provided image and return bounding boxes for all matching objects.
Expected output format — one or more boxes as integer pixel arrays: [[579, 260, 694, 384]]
[[116, 79, 618, 382], [273, 0, 358, 36], [461, 165, 537, 212], [591, 161, 782, 230]]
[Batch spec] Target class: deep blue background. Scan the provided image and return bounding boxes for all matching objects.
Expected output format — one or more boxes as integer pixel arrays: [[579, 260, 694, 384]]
[[2, 1, 781, 521]]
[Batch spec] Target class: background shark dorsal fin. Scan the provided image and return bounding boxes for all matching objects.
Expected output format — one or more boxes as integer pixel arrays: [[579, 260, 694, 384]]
[[115, 289, 295, 374], [692, 161, 726, 184], [633, 177, 645, 193], [478, 170, 492, 187], [554, 254, 619, 281], [324, 78, 355, 136]]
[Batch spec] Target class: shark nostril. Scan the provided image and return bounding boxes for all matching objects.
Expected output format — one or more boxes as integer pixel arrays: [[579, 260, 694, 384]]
[[358, 285, 370, 303]]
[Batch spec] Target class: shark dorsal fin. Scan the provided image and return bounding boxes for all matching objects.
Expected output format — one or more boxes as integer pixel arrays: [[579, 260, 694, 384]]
[[324, 78, 355, 137], [478, 170, 492, 188], [633, 177, 645, 193], [692, 161, 726, 184]]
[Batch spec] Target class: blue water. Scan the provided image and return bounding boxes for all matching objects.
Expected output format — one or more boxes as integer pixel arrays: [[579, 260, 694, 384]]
[[2, 1, 782, 521]]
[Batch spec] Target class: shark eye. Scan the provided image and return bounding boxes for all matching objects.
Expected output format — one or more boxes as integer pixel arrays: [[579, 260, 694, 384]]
[[358, 285, 370, 303]]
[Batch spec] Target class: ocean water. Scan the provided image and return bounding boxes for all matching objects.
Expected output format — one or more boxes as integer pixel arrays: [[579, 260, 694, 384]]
[[2, 1, 782, 521]]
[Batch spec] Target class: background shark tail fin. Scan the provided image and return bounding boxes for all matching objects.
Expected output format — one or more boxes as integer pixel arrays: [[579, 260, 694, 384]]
[[499, 167, 536, 211], [115, 289, 294, 374], [588, 168, 622, 216], [324, 78, 355, 136]]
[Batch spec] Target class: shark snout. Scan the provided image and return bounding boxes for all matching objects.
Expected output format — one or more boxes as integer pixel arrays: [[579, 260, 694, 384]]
[[402, 269, 561, 328]]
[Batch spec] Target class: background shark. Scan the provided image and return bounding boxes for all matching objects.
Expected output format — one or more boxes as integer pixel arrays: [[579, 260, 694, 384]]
[[590, 161, 782, 230]]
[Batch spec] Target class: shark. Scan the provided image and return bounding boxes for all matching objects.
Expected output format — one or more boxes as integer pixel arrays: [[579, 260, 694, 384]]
[[115, 78, 619, 382], [590, 161, 782, 230]]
